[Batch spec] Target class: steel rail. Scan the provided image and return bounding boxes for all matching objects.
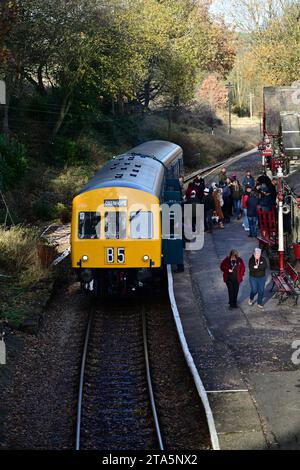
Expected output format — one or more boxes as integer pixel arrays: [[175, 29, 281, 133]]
[[142, 310, 164, 451], [75, 307, 164, 451], [184, 147, 257, 183], [75, 308, 93, 451]]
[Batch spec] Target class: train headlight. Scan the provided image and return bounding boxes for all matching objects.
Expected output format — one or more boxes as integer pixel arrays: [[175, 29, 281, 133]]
[[143, 255, 149, 262], [82, 255, 89, 262]]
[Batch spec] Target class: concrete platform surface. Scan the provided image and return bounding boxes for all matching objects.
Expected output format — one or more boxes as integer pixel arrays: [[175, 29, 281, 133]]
[[173, 150, 300, 449]]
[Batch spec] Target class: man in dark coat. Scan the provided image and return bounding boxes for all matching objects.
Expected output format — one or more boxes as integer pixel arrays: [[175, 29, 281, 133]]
[[242, 171, 255, 191], [248, 247, 268, 309], [203, 188, 215, 233], [246, 189, 259, 237]]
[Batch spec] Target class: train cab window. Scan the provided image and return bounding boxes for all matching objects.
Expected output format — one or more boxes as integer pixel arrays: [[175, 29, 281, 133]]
[[130, 211, 153, 239], [105, 212, 126, 239], [78, 212, 100, 239]]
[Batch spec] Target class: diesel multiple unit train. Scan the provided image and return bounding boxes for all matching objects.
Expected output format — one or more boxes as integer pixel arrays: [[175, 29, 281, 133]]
[[71, 140, 184, 295]]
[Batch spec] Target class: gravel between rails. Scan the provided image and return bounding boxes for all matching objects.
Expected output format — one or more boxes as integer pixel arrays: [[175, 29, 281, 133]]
[[0, 284, 211, 450], [79, 302, 157, 450]]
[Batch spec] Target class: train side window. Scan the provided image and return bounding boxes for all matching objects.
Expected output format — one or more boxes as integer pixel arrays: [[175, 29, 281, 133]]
[[105, 212, 126, 239], [130, 211, 153, 239], [78, 212, 100, 239]]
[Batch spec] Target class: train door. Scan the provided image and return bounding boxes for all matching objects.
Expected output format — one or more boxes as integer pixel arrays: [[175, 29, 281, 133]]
[[162, 178, 184, 266]]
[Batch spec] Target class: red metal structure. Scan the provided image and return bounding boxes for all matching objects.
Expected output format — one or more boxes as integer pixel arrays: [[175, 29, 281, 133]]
[[257, 86, 300, 273]]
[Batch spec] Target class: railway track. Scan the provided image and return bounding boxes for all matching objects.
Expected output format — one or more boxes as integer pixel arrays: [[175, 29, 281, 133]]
[[75, 295, 212, 451], [184, 147, 257, 183], [75, 301, 164, 451]]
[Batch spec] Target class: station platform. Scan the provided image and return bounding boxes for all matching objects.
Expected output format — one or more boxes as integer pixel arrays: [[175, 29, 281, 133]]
[[173, 165, 300, 450]]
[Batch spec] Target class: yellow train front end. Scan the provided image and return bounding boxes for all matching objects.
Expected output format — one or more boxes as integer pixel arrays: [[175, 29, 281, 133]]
[[71, 187, 162, 295]]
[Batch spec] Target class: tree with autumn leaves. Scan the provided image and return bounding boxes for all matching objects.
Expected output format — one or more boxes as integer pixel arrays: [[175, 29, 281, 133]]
[[0, 0, 236, 138], [229, 0, 300, 115]]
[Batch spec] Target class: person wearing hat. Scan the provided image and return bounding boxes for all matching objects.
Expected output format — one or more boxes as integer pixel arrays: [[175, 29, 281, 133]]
[[203, 188, 215, 233], [187, 189, 202, 232], [220, 249, 245, 309], [248, 247, 268, 309]]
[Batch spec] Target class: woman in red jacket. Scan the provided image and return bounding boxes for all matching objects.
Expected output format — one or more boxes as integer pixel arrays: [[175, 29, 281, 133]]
[[220, 249, 245, 309]]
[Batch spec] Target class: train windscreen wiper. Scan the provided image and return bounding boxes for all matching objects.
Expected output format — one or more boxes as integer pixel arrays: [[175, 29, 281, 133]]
[[129, 209, 142, 222]]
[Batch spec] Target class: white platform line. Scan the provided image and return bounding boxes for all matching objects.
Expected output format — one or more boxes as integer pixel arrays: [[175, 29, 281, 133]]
[[207, 390, 249, 394], [167, 265, 220, 451], [0, 338, 6, 365]]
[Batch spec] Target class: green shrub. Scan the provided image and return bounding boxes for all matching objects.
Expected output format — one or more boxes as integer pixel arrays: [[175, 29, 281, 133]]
[[0, 134, 28, 190], [32, 200, 56, 221], [50, 165, 94, 204], [55, 202, 71, 223], [49, 137, 77, 166], [0, 225, 39, 274]]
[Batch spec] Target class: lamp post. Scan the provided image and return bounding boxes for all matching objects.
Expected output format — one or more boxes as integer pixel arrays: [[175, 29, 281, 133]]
[[249, 92, 254, 119], [225, 82, 234, 134], [277, 166, 285, 273]]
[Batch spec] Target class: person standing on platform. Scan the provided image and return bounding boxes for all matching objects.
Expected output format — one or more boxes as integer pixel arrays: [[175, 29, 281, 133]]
[[260, 184, 272, 212], [219, 167, 227, 185], [193, 176, 205, 200], [222, 180, 232, 223], [246, 188, 259, 237], [242, 171, 255, 191], [231, 180, 243, 219], [187, 189, 202, 232], [212, 183, 225, 229], [242, 186, 251, 231], [203, 188, 215, 233], [248, 247, 268, 309], [220, 250, 245, 309]]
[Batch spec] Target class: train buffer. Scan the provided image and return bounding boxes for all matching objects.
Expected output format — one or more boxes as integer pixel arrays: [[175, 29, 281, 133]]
[[270, 263, 300, 306]]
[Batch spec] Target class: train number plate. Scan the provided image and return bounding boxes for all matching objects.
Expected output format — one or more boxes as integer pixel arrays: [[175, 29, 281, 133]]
[[106, 247, 125, 264]]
